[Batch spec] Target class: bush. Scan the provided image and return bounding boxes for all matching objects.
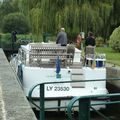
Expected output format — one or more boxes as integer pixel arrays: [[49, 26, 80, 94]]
[[0, 33, 12, 48], [2, 12, 30, 34], [109, 26, 120, 52], [0, 33, 33, 49], [95, 37, 104, 47], [16, 34, 33, 45]]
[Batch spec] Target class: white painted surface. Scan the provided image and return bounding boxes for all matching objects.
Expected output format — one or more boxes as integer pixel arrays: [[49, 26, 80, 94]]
[[22, 66, 107, 98], [10, 43, 108, 110]]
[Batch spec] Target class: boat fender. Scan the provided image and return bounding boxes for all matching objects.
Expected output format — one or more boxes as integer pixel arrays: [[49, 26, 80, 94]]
[[56, 56, 61, 78], [17, 63, 23, 84]]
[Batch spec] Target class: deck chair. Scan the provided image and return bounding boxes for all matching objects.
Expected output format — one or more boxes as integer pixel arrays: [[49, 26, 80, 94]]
[[67, 45, 75, 64], [84, 46, 95, 66]]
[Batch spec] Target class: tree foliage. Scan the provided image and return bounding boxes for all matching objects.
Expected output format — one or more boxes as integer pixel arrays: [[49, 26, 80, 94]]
[[0, 0, 19, 30], [19, 0, 115, 41], [2, 12, 30, 34], [0, 0, 120, 42], [109, 26, 120, 52]]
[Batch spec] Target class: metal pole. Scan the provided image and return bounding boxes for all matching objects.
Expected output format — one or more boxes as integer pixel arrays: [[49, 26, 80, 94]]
[[40, 84, 45, 120], [78, 98, 90, 120]]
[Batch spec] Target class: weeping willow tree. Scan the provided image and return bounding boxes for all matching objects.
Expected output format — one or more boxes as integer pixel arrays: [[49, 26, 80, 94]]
[[29, 8, 42, 42], [99, 2, 113, 40], [18, 0, 114, 42], [55, 0, 113, 40]]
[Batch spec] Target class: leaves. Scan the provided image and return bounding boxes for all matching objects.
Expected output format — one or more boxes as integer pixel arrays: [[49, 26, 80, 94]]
[[6, 0, 117, 42], [2, 12, 30, 34], [109, 26, 120, 52]]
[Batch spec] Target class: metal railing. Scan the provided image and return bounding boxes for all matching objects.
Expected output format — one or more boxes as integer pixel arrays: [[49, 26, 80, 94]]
[[18, 44, 74, 67], [28, 78, 120, 120], [67, 93, 120, 120]]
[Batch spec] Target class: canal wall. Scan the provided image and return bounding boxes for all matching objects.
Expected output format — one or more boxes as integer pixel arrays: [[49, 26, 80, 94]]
[[107, 66, 120, 88], [0, 49, 37, 120], [106, 66, 120, 113]]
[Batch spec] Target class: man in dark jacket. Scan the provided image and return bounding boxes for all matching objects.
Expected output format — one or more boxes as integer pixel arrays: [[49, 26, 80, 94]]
[[85, 31, 96, 66], [11, 31, 17, 50], [56, 28, 68, 46], [85, 31, 95, 47]]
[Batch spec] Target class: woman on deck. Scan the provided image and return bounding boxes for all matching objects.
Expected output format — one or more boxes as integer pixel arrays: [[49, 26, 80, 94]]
[[76, 34, 82, 49]]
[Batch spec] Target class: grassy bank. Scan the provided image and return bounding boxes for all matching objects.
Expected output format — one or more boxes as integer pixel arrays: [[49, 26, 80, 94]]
[[96, 47, 120, 66]]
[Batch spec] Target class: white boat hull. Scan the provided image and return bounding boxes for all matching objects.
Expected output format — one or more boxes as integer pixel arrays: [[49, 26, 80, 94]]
[[10, 43, 108, 111]]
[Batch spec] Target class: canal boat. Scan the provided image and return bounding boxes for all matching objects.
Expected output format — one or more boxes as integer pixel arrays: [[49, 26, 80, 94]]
[[10, 42, 108, 111]]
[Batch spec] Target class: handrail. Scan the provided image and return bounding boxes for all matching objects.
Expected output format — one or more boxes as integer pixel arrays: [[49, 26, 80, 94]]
[[67, 93, 120, 120], [28, 84, 41, 109], [28, 78, 120, 120]]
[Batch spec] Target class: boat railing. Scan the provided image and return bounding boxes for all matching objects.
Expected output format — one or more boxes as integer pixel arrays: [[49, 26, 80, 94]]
[[17, 48, 29, 65], [19, 43, 75, 67], [28, 78, 120, 120]]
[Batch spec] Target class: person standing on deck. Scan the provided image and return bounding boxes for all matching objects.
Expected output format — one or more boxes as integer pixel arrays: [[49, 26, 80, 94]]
[[56, 27, 68, 46], [85, 31, 95, 47], [76, 34, 82, 49], [85, 31, 96, 66], [11, 30, 17, 50]]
